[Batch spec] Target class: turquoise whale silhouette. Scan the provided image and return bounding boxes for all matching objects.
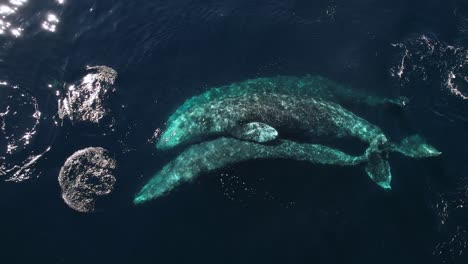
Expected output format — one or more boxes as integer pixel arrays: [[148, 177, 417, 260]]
[[157, 75, 408, 150], [135, 76, 440, 204]]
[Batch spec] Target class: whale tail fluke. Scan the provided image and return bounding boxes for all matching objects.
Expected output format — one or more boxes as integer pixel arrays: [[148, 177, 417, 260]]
[[363, 134, 441, 190], [364, 151, 392, 189], [364, 135, 392, 189], [390, 135, 442, 158]]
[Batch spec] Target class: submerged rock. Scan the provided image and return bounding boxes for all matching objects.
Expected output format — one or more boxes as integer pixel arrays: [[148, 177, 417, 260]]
[[58, 147, 117, 213]]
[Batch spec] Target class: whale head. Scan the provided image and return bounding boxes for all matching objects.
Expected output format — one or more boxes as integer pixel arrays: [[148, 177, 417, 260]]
[[157, 122, 201, 150], [156, 126, 185, 150], [156, 110, 218, 150]]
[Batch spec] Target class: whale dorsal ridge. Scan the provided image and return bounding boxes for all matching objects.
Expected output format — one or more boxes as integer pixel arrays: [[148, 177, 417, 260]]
[[231, 122, 278, 143]]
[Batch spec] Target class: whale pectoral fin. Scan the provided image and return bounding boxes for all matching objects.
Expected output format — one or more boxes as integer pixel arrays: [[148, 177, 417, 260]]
[[232, 122, 278, 143], [364, 151, 392, 189]]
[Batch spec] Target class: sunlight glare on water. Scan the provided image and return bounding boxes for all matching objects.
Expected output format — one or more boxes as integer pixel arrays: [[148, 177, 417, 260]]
[[0, 83, 52, 182], [0, 0, 65, 37]]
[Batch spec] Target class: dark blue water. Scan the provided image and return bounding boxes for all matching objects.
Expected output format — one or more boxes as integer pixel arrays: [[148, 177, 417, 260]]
[[1, 0, 468, 263]]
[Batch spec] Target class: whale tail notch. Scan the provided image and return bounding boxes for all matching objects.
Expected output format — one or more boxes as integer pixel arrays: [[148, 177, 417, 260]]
[[364, 134, 441, 190]]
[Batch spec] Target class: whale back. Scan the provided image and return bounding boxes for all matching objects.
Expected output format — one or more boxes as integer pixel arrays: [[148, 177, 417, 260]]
[[157, 91, 357, 150], [157, 75, 401, 150]]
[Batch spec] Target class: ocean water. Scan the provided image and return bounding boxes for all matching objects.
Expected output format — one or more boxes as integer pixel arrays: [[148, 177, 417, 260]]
[[1, 0, 467, 263]]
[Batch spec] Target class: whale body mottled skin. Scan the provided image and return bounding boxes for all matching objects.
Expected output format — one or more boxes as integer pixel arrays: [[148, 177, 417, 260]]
[[134, 76, 440, 205], [157, 76, 407, 151], [135, 134, 440, 204], [158, 93, 386, 151], [135, 137, 367, 204]]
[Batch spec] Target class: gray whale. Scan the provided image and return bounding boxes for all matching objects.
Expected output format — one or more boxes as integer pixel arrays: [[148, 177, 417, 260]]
[[157, 76, 407, 150], [158, 92, 388, 151], [135, 76, 440, 204], [135, 137, 367, 204]]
